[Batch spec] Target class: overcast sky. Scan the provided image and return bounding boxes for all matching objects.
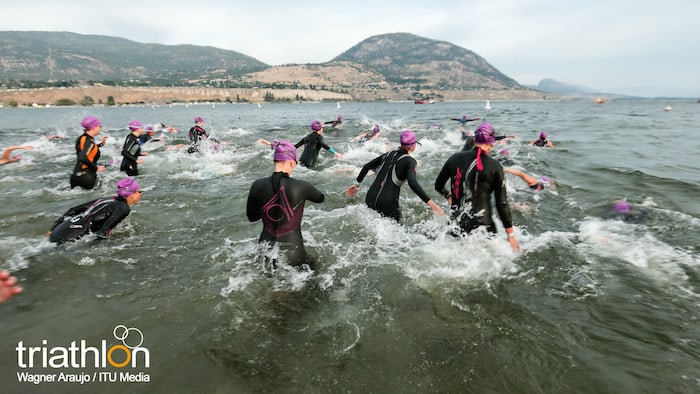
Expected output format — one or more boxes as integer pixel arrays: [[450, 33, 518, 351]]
[[2, 0, 698, 97]]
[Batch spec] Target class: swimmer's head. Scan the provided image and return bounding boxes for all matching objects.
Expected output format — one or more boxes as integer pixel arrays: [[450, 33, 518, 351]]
[[614, 201, 632, 214], [272, 140, 297, 162], [194, 116, 204, 124], [337, 115, 343, 121], [128, 120, 143, 131], [116, 178, 141, 198], [311, 120, 323, 131], [400, 130, 418, 148], [474, 122, 496, 145], [499, 149, 509, 156], [538, 176, 550, 188], [81, 116, 101, 130], [539, 131, 547, 140], [373, 125, 380, 133]]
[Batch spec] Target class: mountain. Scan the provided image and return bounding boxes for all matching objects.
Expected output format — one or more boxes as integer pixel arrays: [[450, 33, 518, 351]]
[[533, 78, 595, 95], [0, 31, 544, 103], [333, 32, 522, 90], [0, 31, 268, 82]]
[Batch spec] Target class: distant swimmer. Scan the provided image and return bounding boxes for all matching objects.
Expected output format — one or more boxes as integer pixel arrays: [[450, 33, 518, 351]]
[[324, 115, 343, 129], [345, 130, 444, 221], [295, 120, 343, 168], [48, 178, 143, 245], [600, 200, 648, 223], [531, 131, 554, 148], [246, 140, 325, 270], [70, 116, 108, 190], [435, 122, 520, 251], [120, 120, 149, 176], [351, 124, 381, 143], [503, 167, 553, 191], [450, 115, 481, 128], [0, 145, 33, 165], [495, 149, 516, 167], [187, 116, 214, 153]]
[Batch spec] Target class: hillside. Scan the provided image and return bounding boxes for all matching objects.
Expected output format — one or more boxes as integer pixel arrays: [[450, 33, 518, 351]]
[[0, 31, 545, 104], [0, 31, 268, 82]]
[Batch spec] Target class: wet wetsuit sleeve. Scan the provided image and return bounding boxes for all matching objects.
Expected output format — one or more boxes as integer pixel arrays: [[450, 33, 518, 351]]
[[493, 167, 514, 229], [317, 136, 333, 152], [294, 137, 306, 149], [94, 203, 130, 239], [77, 136, 98, 171], [51, 199, 97, 230], [246, 181, 262, 222], [402, 158, 431, 203], [304, 182, 325, 203], [434, 159, 452, 198], [356, 154, 385, 183]]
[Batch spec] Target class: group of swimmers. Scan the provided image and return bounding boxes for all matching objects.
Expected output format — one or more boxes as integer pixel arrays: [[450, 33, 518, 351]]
[[246, 116, 561, 269], [0, 111, 649, 304]]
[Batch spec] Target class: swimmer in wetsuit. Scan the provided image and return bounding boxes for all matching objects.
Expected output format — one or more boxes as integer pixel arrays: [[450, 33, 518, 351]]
[[120, 120, 148, 176], [70, 116, 108, 190], [48, 178, 143, 245], [435, 122, 520, 251], [187, 116, 211, 153], [352, 125, 381, 143], [345, 130, 443, 221], [246, 140, 325, 269], [503, 167, 552, 191], [531, 131, 553, 147], [324, 115, 343, 129], [294, 120, 343, 168]]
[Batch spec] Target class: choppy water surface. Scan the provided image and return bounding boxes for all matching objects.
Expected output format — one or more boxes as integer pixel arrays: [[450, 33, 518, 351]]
[[1, 99, 699, 393]]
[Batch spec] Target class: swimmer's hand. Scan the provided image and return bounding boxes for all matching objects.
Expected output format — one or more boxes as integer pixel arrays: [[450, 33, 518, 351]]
[[344, 184, 358, 198], [427, 200, 444, 216]]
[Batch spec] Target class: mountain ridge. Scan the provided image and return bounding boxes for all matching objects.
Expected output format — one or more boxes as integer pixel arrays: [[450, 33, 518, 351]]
[[0, 31, 547, 104]]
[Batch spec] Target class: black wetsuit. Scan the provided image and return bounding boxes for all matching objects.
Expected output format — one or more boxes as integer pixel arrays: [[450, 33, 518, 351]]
[[49, 197, 132, 245], [533, 138, 549, 147], [295, 132, 333, 168], [138, 134, 153, 145], [247, 172, 325, 268], [324, 120, 342, 128], [120, 133, 142, 176], [188, 125, 209, 153], [70, 133, 102, 190], [356, 148, 431, 221], [435, 148, 514, 234]]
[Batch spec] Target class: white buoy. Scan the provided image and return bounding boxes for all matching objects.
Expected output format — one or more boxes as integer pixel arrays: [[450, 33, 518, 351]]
[[664, 106, 672, 111], [485, 100, 491, 110]]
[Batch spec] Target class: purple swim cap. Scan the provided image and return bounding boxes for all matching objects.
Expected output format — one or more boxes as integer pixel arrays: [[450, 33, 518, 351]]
[[499, 149, 509, 156], [337, 115, 343, 121], [195, 116, 204, 123], [272, 140, 297, 162], [539, 131, 547, 140], [538, 176, 550, 187], [81, 116, 101, 130], [614, 201, 632, 214], [474, 122, 496, 145], [373, 125, 380, 133], [116, 178, 141, 198], [400, 130, 418, 147], [128, 120, 143, 131], [311, 120, 323, 131]]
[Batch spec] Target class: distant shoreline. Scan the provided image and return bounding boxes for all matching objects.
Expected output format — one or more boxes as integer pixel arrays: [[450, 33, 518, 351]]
[[0, 85, 554, 107]]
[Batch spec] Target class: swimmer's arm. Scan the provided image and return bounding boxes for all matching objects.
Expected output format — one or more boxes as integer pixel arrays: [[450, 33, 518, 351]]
[[356, 155, 383, 184], [50, 200, 95, 230], [434, 161, 451, 199]]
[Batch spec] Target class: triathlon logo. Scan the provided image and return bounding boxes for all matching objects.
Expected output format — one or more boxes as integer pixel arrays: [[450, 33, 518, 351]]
[[113, 325, 144, 349]]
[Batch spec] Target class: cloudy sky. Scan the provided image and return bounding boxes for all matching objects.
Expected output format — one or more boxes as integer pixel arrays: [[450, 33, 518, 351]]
[[2, 0, 698, 97]]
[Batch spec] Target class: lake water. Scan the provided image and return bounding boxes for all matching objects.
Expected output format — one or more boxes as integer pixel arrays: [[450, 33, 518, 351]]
[[1, 99, 699, 393]]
